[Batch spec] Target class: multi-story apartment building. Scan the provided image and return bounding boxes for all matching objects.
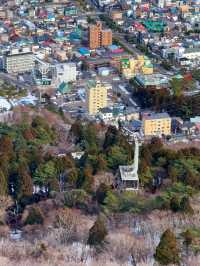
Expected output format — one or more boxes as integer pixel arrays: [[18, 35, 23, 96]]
[[3, 48, 35, 74], [86, 80, 107, 115], [89, 22, 102, 49], [143, 112, 171, 136], [89, 22, 112, 49], [101, 29, 112, 47]]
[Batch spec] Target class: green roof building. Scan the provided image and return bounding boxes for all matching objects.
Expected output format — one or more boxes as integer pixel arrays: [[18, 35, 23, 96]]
[[57, 82, 72, 94], [143, 20, 166, 32]]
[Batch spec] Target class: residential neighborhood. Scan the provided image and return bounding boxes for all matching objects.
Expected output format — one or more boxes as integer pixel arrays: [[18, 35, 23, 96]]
[[0, 0, 200, 266]]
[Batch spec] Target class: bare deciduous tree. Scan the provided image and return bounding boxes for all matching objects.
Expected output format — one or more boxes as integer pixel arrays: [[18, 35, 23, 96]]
[[53, 209, 79, 244]]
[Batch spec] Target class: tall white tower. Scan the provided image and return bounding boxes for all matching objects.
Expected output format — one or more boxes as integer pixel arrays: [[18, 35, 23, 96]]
[[132, 136, 139, 179], [118, 135, 140, 190]]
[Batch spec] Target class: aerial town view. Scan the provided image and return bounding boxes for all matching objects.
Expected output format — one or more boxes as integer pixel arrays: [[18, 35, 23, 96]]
[[0, 0, 200, 265]]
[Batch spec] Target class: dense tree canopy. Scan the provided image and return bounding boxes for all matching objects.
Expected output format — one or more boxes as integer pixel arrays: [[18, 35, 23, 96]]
[[0, 117, 199, 218], [131, 81, 200, 119]]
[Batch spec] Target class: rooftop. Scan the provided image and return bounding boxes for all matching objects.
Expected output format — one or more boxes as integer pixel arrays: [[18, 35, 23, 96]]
[[87, 79, 102, 89], [143, 112, 170, 120], [119, 165, 139, 181], [135, 74, 169, 86]]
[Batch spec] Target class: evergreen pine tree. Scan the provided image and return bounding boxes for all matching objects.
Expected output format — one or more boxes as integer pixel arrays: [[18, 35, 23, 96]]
[[88, 215, 108, 246], [18, 165, 33, 197], [96, 183, 109, 204], [170, 196, 181, 212], [180, 196, 194, 214], [0, 169, 8, 196], [82, 165, 94, 193], [0, 135, 13, 160], [155, 229, 180, 265]]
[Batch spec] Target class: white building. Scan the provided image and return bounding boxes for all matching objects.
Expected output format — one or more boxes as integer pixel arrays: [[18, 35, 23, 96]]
[[176, 47, 200, 66], [157, 0, 165, 8], [97, 0, 114, 7], [176, 47, 200, 60], [0, 97, 11, 111], [98, 107, 113, 122], [3, 47, 35, 74], [71, 151, 85, 160], [55, 63, 77, 84]]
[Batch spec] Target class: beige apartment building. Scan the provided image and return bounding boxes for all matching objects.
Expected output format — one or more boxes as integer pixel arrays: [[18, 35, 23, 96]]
[[86, 80, 107, 115], [3, 48, 35, 74], [101, 29, 112, 47], [143, 112, 171, 136]]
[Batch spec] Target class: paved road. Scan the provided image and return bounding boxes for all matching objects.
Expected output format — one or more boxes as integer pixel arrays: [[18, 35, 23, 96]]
[[0, 72, 32, 90], [113, 33, 142, 56]]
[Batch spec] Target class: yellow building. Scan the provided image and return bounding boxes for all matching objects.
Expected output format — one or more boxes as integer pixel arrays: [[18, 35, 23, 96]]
[[86, 80, 107, 115], [142, 66, 153, 75], [179, 5, 189, 13], [122, 67, 134, 79], [121, 55, 153, 79], [129, 58, 136, 71], [143, 113, 171, 136], [121, 58, 136, 79], [110, 11, 123, 20]]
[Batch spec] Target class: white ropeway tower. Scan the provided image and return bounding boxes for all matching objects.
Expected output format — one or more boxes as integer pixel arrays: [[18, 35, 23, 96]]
[[118, 134, 140, 190], [133, 135, 139, 178]]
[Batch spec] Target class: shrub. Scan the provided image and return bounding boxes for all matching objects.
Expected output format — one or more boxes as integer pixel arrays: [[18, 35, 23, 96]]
[[25, 206, 44, 225], [182, 227, 200, 250], [182, 229, 193, 246], [54, 209, 78, 243], [103, 191, 120, 212], [95, 183, 110, 205], [180, 196, 194, 214], [170, 196, 181, 212], [64, 189, 88, 208], [31, 242, 47, 258]]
